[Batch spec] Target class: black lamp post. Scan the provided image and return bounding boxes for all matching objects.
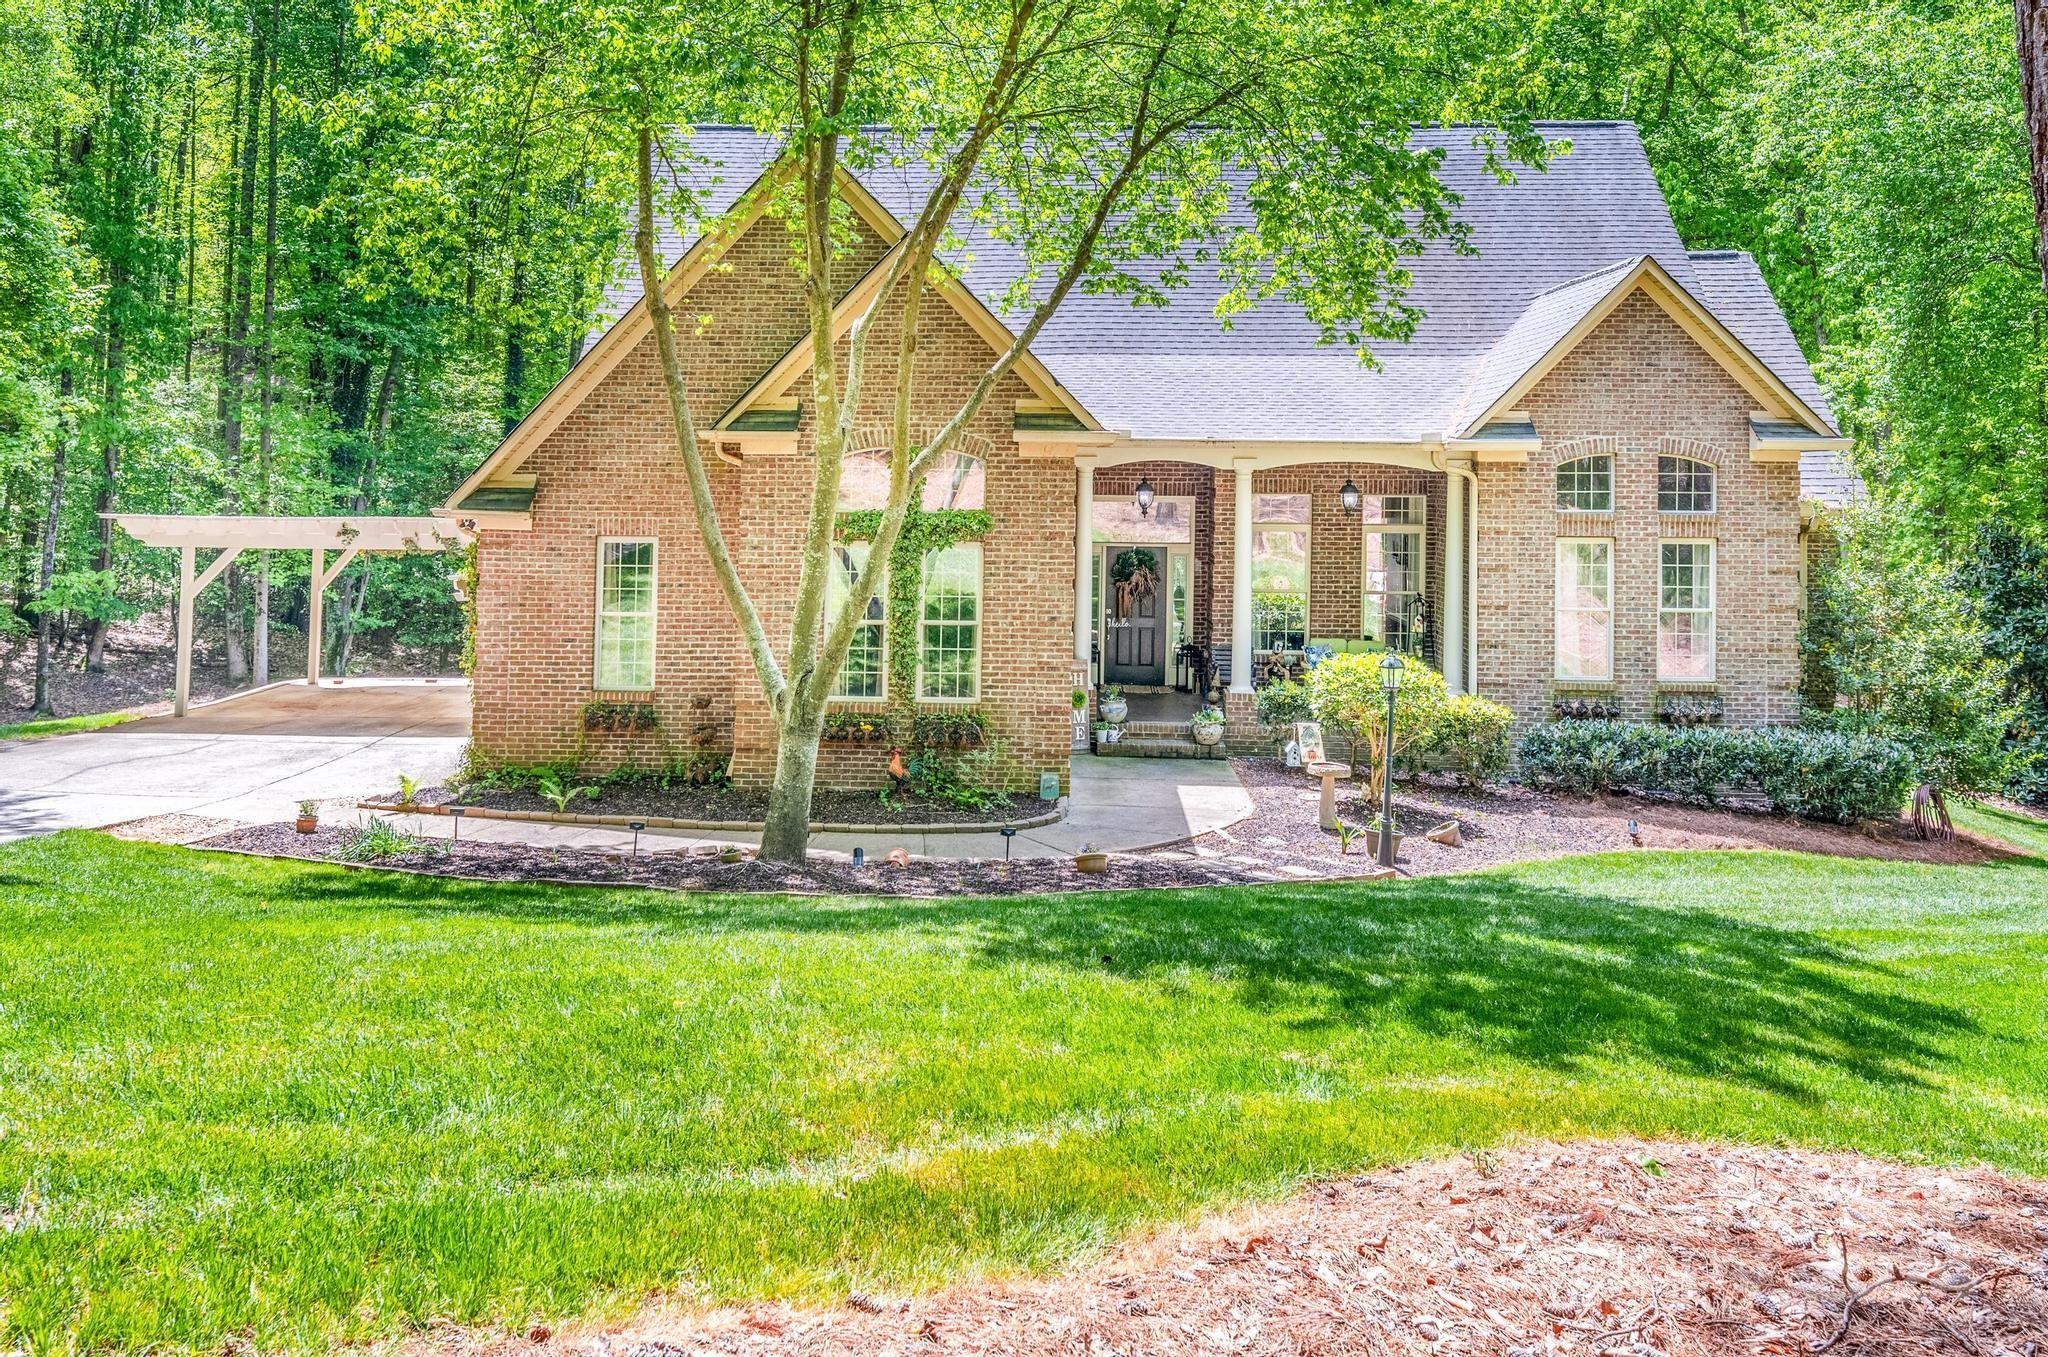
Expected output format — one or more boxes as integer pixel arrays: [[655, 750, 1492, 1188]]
[[1338, 479, 1361, 516], [1134, 476, 1156, 518], [1376, 650, 1404, 867]]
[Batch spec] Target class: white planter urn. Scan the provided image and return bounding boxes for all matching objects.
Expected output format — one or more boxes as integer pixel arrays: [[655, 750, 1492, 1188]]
[[1100, 695, 1129, 724], [1192, 721, 1225, 747]]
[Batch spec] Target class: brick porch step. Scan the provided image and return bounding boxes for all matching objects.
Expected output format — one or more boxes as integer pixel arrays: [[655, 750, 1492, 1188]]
[[1098, 733, 1227, 759]]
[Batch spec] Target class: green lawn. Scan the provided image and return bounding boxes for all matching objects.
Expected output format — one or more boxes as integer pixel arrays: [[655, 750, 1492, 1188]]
[[0, 710, 139, 741], [0, 825, 2044, 1354]]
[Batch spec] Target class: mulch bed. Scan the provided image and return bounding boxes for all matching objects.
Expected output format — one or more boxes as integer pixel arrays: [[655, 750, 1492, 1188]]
[[1202, 758, 2020, 880], [407, 782, 1045, 828], [201, 823, 1276, 896], [403, 1138, 2048, 1357]]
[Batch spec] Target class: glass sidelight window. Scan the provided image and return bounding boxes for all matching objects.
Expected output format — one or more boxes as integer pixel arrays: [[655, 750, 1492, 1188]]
[[1362, 494, 1426, 651]]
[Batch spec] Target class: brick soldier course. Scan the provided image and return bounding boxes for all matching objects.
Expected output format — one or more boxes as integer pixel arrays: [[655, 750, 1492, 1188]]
[[446, 123, 1856, 794]]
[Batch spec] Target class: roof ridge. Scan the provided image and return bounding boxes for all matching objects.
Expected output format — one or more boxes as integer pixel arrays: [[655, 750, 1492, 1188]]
[[1518, 254, 1648, 304]]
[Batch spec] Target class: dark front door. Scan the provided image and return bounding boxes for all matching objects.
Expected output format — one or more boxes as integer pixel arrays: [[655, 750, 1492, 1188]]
[[1102, 544, 1168, 685]]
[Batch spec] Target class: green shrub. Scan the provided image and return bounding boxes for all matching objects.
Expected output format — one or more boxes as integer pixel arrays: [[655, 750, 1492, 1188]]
[[1517, 720, 1913, 823], [1428, 693, 1513, 788], [908, 746, 1007, 813], [334, 819, 439, 862], [1305, 653, 1449, 801], [1255, 679, 1311, 728]]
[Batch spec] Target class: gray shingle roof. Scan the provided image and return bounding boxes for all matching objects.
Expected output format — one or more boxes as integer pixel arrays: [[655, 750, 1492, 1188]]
[[598, 123, 1837, 444], [1799, 448, 1867, 509]]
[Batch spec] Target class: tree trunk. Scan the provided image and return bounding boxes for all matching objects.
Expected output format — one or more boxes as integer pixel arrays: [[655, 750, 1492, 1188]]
[[760, 708, 825, 860], [253, 8, 280, 687], [32, 371, 74, 715], [2019, 0, 2048, 293], [83, 301, 121, 673]]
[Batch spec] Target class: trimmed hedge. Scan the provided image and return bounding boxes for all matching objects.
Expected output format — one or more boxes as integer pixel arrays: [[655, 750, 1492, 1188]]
[[1517, 720, 1915, 824]]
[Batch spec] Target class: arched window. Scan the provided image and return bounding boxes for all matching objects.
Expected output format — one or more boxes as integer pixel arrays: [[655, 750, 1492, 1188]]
[[1657, 455, 1716, 513], [1555, 455, 1613, 513]]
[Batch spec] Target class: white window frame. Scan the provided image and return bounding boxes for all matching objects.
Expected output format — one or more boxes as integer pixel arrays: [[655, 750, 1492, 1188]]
[[1251, 494, 1311, 654], [1360, 494, 1427, 653], [1657, 539, 1717, 682], [592, 536, 657, 692], [827, 542, 887, 702], [916, 542, 983, 703], [1556, 455, 1614, 513], [1657, 455, 1717, 514], [1554, 537, 1613, 682]]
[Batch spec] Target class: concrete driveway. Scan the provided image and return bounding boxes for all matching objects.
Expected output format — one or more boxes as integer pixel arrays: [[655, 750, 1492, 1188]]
[[0, 679, 469, 842]]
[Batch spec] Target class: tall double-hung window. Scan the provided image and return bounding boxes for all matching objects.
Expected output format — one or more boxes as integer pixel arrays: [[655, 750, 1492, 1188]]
[[594, 539, 656, 690], [1251, 494, 1310, 652], [827, 543, 886, 699], [1361, 494, 1426, 651], [1554, 539, 1612, 681], [1658, 541, 1716, 680], [919, 544, 981, 700]]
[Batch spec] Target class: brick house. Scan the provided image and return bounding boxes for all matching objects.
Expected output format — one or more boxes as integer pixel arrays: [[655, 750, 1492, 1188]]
[[442, 122, 1853, 792]]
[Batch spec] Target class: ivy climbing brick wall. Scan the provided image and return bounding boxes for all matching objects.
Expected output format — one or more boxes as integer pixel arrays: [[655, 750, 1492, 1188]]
[[1475, 289, 1804, 737]]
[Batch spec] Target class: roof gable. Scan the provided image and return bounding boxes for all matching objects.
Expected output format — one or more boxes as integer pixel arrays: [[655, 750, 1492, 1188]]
[[1452, 254, 1839, 440]]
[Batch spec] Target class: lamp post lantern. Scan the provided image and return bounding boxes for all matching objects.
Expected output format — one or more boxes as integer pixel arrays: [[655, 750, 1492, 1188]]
[[1376, 650, 1404, 867]]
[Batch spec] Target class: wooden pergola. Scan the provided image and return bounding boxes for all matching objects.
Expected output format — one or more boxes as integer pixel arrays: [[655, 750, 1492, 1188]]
[[108, 514, 466, 716]]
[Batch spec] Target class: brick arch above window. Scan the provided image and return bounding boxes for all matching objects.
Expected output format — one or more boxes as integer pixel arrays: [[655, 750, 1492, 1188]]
[[844, 427, 997, 462], [1543, 435, 1624, 469], [1650, 435, 1726, 467], [838, 432, 995, 512]]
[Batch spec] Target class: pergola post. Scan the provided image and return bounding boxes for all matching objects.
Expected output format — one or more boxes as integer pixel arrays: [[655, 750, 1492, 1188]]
[[307, 550, 323, 684], [306, 544, 360, 684], [174, 545, 243, 717]]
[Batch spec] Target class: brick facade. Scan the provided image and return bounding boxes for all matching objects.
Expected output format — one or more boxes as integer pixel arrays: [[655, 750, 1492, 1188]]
[[472, 248, 1805, 790]]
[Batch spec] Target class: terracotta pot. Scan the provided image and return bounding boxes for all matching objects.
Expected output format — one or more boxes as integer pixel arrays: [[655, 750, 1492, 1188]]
[[294, 816, 318, 835], [1074, 850, 1109, 874]]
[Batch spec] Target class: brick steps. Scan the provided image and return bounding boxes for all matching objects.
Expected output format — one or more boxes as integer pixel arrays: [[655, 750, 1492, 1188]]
[[1098, 725, 1228, 759]]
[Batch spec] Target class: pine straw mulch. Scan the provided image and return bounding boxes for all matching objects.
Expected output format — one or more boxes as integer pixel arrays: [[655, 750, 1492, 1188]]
[[395, 1140, 2048, 1357]]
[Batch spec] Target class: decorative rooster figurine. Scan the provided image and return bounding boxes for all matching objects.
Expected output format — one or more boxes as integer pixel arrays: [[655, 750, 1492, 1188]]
[[887, 746, 909, 798]]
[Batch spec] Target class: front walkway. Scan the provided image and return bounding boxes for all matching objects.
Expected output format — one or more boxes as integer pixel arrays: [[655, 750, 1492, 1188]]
[[350, 755, 1255, 860]]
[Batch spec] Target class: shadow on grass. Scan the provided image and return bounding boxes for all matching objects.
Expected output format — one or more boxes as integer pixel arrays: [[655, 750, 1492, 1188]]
[[255, 846, 1996, 1105]]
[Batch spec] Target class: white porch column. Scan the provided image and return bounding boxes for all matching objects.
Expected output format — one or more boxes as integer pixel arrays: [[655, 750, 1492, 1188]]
[[1443, 467, 1466, 693], [174, 546, 196, 717], [1230, 458, 1254, 694], [1074, 458, 1094, 668], [307, 548, 324, 684]]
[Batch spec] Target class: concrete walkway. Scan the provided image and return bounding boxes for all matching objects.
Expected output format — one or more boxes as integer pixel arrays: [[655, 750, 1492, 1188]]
[[0, 679, 469, 842], [354, 755, 1255, 860]]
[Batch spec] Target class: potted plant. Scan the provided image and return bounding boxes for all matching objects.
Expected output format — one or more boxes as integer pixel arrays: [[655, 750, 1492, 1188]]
[[1365, 816, 1402, 860], [294, 799, 320, 835], [1073, 842, 1108, 874], [1099, 685, 1128, 724], [1190, 706, 1226, 747]]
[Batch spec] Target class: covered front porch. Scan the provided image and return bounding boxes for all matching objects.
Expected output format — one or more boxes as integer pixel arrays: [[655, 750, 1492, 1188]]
[[1069, 447, 1477, 728]]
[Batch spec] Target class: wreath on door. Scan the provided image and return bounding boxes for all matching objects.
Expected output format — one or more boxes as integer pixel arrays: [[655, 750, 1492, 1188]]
[[1109, 548, 1159, 620]]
